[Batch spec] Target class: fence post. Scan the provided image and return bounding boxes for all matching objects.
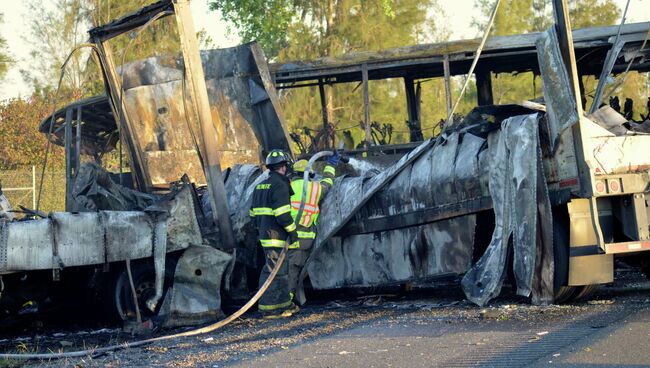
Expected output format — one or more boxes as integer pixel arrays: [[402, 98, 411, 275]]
[[32, 165, 36, 209]]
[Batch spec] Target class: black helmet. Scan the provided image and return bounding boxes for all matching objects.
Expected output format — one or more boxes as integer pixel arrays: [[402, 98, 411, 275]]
[[265, 149, 291, 167]]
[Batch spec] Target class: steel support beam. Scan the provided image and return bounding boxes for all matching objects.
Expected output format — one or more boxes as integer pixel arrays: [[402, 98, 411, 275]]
[[589, 39, 625, 114], [64, 108, 73, 212], [75, 107, 82, 177], [362, 63, 372, 144], [404, 77, 423, 142], [475, 68, 494, 106], [552, 0, 583, 115], [173, 0, 236, 249], [443, 54, 452, 119], [318, 79, 328, 129]]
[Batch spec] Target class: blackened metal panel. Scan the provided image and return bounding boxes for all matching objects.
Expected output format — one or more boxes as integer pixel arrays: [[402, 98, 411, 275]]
[[307, 215, 475, 289], [119, 42, 291, 180], [536, 27, 580, 151], [51, 212, 105, 267], [454, 133, 486, 201], [461, 114, 543, 306]]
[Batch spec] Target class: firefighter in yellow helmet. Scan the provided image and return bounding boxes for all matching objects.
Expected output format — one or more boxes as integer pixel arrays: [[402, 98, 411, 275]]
[[288, 152, 340, 302]]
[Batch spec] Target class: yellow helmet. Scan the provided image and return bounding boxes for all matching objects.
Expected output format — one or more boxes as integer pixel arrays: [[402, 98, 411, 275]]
[[293, 159, 308, 173]]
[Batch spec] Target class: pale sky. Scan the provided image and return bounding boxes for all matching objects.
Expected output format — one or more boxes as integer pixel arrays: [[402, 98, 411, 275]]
[[0, 0, 648, 100]]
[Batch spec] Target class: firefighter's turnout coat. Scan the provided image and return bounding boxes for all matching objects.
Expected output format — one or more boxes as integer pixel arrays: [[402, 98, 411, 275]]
[[250, 170, 298, 248]]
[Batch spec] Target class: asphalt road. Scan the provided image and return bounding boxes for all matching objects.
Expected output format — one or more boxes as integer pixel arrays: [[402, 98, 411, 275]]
[[5, 269, 650, 367], [232, 281, 650, 368]]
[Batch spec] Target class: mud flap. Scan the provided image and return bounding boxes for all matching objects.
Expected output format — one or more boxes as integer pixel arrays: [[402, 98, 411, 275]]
[[158, 245, 232, 327]]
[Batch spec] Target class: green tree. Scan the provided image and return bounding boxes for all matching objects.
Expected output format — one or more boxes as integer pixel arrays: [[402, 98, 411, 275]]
[[567, 0, 619, 29], [471, 0, 624, 110], [22, 0, 88, 96], [210, 0, 405, 59], [22, 0, 182, 97], [0, 14, 12, 80], [0, 93, 65, 170], [211, 0, 447, 148]]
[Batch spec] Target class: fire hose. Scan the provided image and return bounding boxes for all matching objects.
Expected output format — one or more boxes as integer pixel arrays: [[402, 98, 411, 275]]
[[0, 151, 336, 360]]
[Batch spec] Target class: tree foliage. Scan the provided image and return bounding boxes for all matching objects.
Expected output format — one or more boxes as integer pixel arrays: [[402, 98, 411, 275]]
[[471, 0, 630, 110], [210, 0, 407, 59], [211, 0, 448, 148], [22, 0, 181, 98], [0, 14, 12, 81], [0, 93, 65, 170]]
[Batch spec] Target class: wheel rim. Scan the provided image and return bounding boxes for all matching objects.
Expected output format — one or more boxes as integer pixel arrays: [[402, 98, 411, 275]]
[[114, 274, 157, 321]]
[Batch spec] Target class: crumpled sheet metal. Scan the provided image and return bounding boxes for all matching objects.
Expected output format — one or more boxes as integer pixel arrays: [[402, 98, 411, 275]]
[[1, 211, 163, 272], [159, 245, 232, 327], [72, 163, 158, 212], [354, 129, 486, 224], [119, 42, 290, 187], [536, 27, 580, 152], [461, 113, 553, 306], [308, 216, 475, 289], [222, 164, 267, 266], [0, 184, 202, 273], [587, 106, 629, 136], [306, 132, 485, 288], [0, 193, 14, 221], [314, 138, 437, 247], [532, 133, 555, 305], [227, 115, 552, 304]]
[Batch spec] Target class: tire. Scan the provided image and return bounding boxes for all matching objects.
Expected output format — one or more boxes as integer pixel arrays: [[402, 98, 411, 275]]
[[571, 284, 598, 302], [552, 205, 599, 303], [111, 260, 174, 322], [553, 205, 578, 303]]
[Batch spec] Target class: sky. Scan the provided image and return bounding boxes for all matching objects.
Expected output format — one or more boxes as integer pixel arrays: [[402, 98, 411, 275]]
[[0, 0, 648, 100]]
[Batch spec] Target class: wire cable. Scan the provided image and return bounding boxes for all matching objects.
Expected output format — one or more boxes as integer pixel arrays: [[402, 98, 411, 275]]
[[36, 43, 102, 212], [446, 0, 502, 127]]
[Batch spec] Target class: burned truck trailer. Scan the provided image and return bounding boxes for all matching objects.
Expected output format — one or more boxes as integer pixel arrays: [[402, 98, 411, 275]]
[[4, 0, 650, 327]]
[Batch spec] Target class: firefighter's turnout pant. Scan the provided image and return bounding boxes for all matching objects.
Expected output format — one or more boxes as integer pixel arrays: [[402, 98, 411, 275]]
[[288, 224, 316, 296], [258, 246, 292, 313]]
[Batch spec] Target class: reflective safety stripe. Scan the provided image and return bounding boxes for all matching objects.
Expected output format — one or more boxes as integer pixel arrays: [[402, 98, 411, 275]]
[[250, 207, 273, 216], [297, 230, 316, 239], [260, 239, 299, 248], [323, 165, 336, 175], [321, 177, 333, 186], [284, 223, 296, 232], [258, 299, 293, 311], [290, 202, 319, 212], [290, 179, 324, 227], [260, 239, 286, 247], [273, 204, 291, 216]]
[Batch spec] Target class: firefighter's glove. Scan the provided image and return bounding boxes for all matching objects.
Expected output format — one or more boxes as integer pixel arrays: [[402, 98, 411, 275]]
[[327, 152, 341, 166], [288, 230, 299, 248]]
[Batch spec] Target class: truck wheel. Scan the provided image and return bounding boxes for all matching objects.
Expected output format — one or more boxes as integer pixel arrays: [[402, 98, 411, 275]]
[[571, 284, 598, 301], [111, 261, 173, 322], [553, 205, 578, 303]]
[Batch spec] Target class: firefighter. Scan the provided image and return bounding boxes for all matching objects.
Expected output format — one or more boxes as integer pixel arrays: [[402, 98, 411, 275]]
[[288, 152, 340, 301], [250, 149, 300, 318]]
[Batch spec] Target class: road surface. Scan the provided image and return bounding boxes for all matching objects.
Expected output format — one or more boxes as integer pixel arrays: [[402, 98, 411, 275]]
[[3, 269, 649, 367]]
